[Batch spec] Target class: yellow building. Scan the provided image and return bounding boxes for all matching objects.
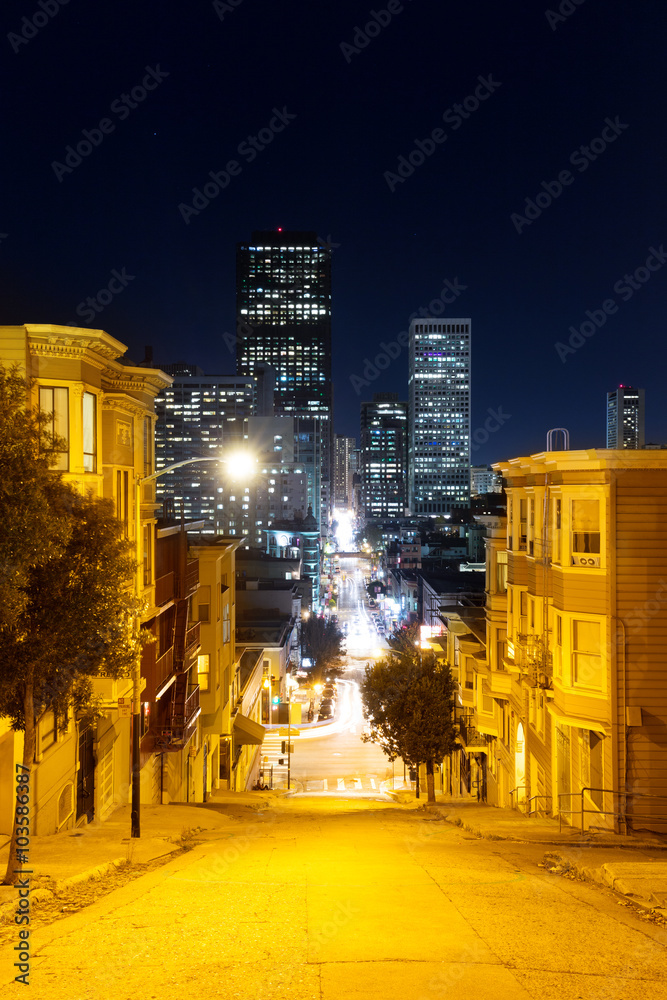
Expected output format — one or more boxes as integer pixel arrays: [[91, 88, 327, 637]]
[[485, 449, 667, 833], [0, 324, 171, 834]]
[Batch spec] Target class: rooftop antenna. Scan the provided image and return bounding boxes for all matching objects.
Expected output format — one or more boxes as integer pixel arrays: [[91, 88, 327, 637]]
[[546, 427, 570, 451]]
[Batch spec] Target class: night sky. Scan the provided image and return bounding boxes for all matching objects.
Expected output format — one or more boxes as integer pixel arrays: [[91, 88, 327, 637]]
[[2, 0, 666, 464]]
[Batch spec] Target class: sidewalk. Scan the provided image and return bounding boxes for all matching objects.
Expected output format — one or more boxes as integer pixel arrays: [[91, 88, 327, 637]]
[[0, 793, 269, 921], [394, 792, 667, 917]]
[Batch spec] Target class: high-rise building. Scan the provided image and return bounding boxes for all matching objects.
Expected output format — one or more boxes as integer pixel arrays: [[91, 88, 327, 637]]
[[154, 373, 255, 529], [360, 393, 408, 519], [333, 434, 356, 508], [606, 385, 645, 448], [235, 229, 333, 516], [408, 318, 471, 514]]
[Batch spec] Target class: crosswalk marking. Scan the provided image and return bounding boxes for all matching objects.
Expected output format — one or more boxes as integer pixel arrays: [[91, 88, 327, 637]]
[[370, 778, 376, 789], [323, 778, 328, 791], [337, 778, 345, 790], [353, 778, 362, 790]]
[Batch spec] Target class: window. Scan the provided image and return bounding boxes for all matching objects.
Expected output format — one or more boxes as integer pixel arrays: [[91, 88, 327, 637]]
[[553, 498, 561, 564], [39, 710, 57, 753], [519, 499, 527, 550], [571, 499, 600, 555], [83, 392, 97, 472], [197, 654, 210, 692], [496, 550, 507, 592], [528, 498, 535, 556], [39, 386, 69, 470], [554, 614, 562, 680], [222, 601, 231, 643], [144, 417, 152, 477], [572, 619, 603, 690], [142, 524, 152, 587], [198, 586, 211, 623]]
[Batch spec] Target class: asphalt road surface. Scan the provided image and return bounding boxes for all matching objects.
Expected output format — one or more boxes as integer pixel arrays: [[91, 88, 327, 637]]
[[4, 797, 666, 999]]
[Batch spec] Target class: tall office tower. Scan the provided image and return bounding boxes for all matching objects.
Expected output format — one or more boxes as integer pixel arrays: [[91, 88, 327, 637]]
[[360, 393, 408, 519], [333, 434, 356, 508], [606, 385, 645, 448], [408, 318, 471, 514], [235, 229, 333, 516], [154, 373, 255, 530]]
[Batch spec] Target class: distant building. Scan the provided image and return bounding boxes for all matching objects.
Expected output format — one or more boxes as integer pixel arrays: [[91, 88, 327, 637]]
[[409, 318, 471, 514], [606, 385, 645, 448], [236, 229, 333, 497], [154, 373, 255, 527], [333, 434, 356, 508], [360, 393, 408, 518], [471, 465, 503, 496]]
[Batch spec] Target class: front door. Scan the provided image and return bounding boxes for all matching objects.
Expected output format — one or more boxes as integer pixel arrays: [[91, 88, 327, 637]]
[[76, 723, 95, 823]]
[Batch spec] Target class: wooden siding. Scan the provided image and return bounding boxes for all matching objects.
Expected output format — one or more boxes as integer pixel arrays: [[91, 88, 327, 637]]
[[551, 570, 608, 615], [615, 476, 667, 825]]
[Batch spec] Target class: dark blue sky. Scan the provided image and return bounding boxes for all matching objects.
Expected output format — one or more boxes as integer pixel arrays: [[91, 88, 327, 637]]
[[2, 0, 666, 463]]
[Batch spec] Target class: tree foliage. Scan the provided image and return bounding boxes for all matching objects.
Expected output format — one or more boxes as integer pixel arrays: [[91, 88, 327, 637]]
[[301, 615, 345, 682], [360, 649, 458, 802], [0, 366, 141, 883]]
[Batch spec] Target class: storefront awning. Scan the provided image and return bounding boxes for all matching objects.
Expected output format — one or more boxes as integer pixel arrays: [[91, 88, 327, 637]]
[[233, 713, 266, 746]]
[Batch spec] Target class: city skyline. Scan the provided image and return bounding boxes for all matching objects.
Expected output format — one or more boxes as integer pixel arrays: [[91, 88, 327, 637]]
[[2, 1, 666, 465]]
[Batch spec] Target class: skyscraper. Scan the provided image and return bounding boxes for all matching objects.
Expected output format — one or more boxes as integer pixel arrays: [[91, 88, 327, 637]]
[[360, 393, 408, 519], [408, 318, 471, 514], [154, 373, 255, 529], [235, 229, 333, 515], [606, 385, 645, 448]]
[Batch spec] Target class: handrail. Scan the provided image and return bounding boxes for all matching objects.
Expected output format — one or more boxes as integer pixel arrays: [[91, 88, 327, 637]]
[[558, 788, 667, 833], [527, 794, 551, 817], [509, 785, 526, 809]]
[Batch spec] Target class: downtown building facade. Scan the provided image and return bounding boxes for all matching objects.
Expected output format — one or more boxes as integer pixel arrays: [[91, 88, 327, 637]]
[[235, 229, 333, 530], [333, 433, 356, 509], [408, 318, 471, 514], [360, 393, 408, 519], [606, 385, 645, 448]]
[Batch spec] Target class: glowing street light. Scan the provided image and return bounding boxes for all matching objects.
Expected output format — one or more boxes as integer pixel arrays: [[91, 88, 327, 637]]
[[130, 450, 256, 839]]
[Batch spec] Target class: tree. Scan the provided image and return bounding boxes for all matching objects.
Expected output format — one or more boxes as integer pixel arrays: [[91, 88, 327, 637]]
[[301, 616, 344, 683], [0, 369, 141, 884], [360, 650, 458, 803], [0, 366, 73, 629]]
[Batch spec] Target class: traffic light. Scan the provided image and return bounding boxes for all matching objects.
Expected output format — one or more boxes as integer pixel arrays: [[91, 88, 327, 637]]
[[281, 741, 287, 754], [272, 695, 280, 705], [278, 758, 286, 765]]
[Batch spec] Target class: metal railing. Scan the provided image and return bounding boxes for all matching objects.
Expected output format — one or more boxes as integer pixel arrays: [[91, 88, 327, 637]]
[[558, 788, 667, 833], [527, 795, 551, 817], [509, 785, 526, 808]]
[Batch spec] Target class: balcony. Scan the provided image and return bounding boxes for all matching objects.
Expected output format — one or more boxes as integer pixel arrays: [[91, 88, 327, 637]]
[[155, 572, 175, 606], [185, 559, 199, 598], [152, 681, 200, 752], [458, 713, 488, 752], [515, 633, 553, 688]]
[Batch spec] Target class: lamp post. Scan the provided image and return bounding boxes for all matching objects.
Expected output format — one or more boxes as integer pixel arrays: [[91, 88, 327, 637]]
[[130, 451, 255, 838]]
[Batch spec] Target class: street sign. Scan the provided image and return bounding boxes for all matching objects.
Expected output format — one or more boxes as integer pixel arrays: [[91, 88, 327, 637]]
[[117, 698, 131, 718], [278, 728, 301, 736]]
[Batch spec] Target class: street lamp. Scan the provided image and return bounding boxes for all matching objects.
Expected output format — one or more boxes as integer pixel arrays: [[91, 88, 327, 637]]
[[130, 451, 255, 838]]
